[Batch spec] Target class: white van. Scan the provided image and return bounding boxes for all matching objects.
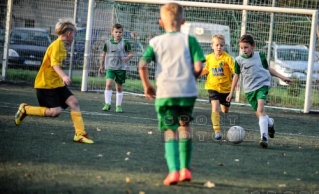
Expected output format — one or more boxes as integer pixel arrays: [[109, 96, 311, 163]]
[[181, 22, 232, 56]]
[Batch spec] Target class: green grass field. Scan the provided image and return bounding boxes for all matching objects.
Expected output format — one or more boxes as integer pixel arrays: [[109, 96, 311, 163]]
[[0, 82, 319, 193]]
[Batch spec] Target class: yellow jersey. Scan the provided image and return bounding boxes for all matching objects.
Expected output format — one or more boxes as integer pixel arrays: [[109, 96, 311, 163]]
[[34, 37, 66, 89], [204, 51, 235, 93]]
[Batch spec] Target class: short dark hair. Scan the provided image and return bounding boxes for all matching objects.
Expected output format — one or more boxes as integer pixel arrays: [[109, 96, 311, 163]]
[[239, 34, 255, 46], [112, 23, 123, 31]]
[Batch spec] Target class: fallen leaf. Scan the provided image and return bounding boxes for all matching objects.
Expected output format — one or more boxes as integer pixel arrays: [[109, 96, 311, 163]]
[[278, 184, 286, 187], [125, 157, 129, 161], [316, 172, 318, 174], [298, 146, 302, 148], [96, 176, 101, 179], [148, 131, 153, 135], [125, 190, 131, 194], [296, 178, 301, 181], [51, 133, 54, 135], [96, 128, 101, 132], [284, 172, 287, 174], [282, 153, 286, 156], [218, 163, 223, 166], [127, 152, 131, 156], [98, 154, 103, 157], [24, 173, 33, 177], [204, 181, 215, 188], [139, 192, 145, 194], [126, 177, 131, 183], [83, 149, 87, 151], [17, 163, 22, 166], [234, 159, 239, 162], [155, 183, 160, 186]]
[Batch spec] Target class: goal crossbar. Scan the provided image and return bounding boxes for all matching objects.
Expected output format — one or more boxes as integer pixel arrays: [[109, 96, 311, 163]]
[[114, 0, 317, 15]]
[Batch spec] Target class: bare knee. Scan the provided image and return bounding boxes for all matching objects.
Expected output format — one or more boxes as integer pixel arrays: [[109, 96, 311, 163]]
[[47, 108, 62, 117]]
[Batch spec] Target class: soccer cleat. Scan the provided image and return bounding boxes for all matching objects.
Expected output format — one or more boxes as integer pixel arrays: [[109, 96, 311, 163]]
[[102, 103, 111, 111], [259, 133, 268, 148], [74, 133, 94, 144], [214, 132, 223, 140], [268, 118, 275, 138], [15, 103, 28, 126], [179, 168, 192, 182], [116, 105, 123, 113], [163, 171, 179, 186]]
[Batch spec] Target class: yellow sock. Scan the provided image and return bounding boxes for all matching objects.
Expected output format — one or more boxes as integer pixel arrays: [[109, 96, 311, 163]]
[[211, 112, 221, 133], [25, 106, 46, 116], [70, 111, 86, 135]]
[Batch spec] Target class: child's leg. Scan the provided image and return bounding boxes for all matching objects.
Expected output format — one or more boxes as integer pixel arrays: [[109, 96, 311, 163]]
[[211, 100, 222, 138], [115, 83, 123, 106], [163, 129, 180, 185], [104, 79, 113, 104], [14, 103, 47, 126], [178, 123, 192, 171], [66, 96, 93, 144], [164, 130, 179, 173]]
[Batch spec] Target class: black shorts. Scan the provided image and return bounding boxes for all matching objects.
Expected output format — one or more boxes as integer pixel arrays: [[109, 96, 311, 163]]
[[36, 86, 73, 109], [208, 90, 231, 107]]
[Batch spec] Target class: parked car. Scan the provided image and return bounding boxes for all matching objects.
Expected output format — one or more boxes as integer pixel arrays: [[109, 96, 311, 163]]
[[262, 43, 319, 87], [6, 27, 51, 70]]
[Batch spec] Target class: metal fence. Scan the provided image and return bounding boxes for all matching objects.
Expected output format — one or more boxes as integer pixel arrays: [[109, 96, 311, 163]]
[[1, 0, 319, 112]]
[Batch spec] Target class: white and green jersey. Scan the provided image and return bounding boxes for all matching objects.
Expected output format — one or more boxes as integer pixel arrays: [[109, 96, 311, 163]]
[[140, 32, 205, 99], [234, 52, 271, 93], [103, 38, 131, 70]]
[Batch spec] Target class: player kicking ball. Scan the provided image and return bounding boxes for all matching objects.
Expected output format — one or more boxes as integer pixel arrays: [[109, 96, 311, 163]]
[[14, 18, 93, 144], [226, 34, 293, 148]]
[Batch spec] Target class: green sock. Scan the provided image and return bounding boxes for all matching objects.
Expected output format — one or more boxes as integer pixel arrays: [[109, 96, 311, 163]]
[[179, 138, 193, 170], [165, 139, 180, 173]]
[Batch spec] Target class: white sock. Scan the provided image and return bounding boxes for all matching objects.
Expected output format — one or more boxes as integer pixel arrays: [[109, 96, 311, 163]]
[[116, 92, 123, 106], [267, 115, 273, 126], [104, 90, 112, 104], [259, 115, 268, 139]]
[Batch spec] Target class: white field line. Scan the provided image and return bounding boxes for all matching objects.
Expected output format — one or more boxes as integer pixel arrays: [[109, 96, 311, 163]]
[[1, 102, 319, 139]]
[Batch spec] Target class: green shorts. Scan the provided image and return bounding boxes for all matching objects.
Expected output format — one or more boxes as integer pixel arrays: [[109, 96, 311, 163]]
[[106, 69, 126, 84], [245, 86, 269, 111], [155, 97, 196, 131]]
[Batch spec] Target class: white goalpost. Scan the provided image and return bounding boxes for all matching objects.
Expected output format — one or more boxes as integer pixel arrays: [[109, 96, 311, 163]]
[[98, 0, 317, 113]]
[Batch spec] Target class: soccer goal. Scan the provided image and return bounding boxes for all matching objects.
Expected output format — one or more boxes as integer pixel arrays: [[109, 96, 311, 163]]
[[89, 0, 317, 113]]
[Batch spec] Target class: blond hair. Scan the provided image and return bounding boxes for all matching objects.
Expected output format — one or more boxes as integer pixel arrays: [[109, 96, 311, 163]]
[[55, 18, 77, 36], [160, 3, 184, 26], [212, 34, 225, 45]]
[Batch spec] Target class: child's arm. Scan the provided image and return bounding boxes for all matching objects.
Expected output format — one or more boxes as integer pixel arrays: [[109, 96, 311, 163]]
[[200, 69, 209, 76], [122, 51, 133, 62], [194, 62, 203, 79], [226, 73, 240, 102], [98, 52, 106, 73], [268, 67, 293, 84], [139, 60, 156, 99], [53, 65, 71, 85]]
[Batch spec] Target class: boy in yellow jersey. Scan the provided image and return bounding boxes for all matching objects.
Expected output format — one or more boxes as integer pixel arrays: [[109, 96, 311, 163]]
[[14, 18, 93, 144], [200, 34, 235, 140], [139, 3, 205, 185]]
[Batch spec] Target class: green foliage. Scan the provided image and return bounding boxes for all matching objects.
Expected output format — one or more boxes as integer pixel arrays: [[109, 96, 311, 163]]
[[287, 76, 302, 97]]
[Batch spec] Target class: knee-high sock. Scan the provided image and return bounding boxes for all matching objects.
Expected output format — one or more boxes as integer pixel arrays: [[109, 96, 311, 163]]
[[165, 139, 180, 173], [104, 90, 112, 104], [211, 112, 221, 133], [259, 115, 268, 138], [266, 115, 273, 126], [179, 138, 193, 170], [116, 92, 123, 106], [70, 111, 86, 135], [25, 106, 46, 116]]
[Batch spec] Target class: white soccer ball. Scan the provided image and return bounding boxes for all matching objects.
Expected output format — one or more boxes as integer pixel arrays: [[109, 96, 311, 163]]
[[227, 126, 245, 144]]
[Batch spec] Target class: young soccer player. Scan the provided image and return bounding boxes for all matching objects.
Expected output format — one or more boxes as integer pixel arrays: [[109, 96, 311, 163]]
[[14, 18, 94, 144], [98, 24, 133, 113], [200, 34, 235, 140], [226, 34, 293, 148], [139, 3, 205, 185]]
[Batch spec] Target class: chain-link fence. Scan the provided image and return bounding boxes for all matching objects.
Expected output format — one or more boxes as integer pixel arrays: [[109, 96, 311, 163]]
[[1, 0, 319, 112]]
